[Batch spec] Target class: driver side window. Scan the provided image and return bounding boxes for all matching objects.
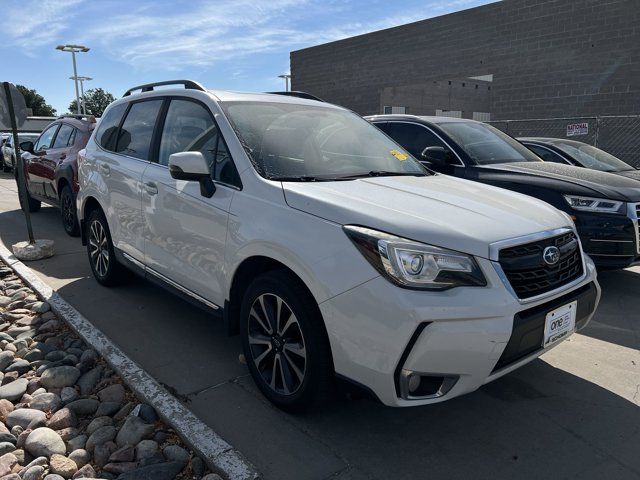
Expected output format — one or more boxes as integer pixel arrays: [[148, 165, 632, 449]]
[[159, 99, 241, 187], [34, 125, 60, 152], [381, 123, 447, 160]]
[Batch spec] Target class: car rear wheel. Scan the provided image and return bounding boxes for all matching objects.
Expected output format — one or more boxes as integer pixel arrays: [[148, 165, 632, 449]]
[[1, 157, 11, 173], [240, 270, 334, 411], [86, 209, 123, 286], [60, 184, 80, 237]]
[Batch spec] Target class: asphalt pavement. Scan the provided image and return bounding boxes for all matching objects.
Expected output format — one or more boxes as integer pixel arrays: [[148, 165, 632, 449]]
[[0, 172, 638, 480]]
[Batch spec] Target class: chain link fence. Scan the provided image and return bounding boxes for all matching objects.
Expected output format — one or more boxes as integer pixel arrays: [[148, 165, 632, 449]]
[[489, 116, 640, 168]]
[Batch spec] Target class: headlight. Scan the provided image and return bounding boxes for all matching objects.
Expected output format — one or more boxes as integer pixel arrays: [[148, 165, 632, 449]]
[[563, 195, 624, 213], [343, 226, 486, 290]]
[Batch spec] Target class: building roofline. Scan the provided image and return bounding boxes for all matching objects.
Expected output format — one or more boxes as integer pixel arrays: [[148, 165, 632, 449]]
[[290, 0, 501, 54]]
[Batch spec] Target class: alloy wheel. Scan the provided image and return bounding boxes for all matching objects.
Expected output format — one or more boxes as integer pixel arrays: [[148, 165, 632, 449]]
[[62, 192, 75, 231], [247, 293, 307, 395], [89, 220, 110, 278]]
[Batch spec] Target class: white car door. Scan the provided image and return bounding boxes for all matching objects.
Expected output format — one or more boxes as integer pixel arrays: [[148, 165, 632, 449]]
[[141, 97, 241, 307], [95, 99, 163, 261]]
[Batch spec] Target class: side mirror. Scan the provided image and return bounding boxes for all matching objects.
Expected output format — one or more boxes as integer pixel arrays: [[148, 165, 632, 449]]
[[421, 146, 453, 168], [168, 151, 216, 198], [19, 141, 34, 154]]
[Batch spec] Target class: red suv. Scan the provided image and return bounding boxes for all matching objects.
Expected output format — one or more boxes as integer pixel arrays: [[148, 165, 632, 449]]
[[18, 115, 97, 236]]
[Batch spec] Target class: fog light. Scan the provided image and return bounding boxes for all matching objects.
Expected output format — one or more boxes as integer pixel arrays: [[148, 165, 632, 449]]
[[399, 369, 459, 400], [407, 373, 421, 393]]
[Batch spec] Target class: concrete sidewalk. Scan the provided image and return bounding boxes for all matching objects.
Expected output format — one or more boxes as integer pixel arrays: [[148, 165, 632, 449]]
[[0, 172, 639, 480]]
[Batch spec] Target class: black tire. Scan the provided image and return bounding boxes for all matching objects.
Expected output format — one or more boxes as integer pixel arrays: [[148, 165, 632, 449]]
[[60, 184, 80, 237], [1, 157, 10, 173], [15, 170, 41, 213], [240, 270, 334, 411], [86, 208, 124, 286]]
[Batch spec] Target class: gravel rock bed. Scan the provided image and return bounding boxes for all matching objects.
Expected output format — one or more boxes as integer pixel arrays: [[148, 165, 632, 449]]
[[0, 262, 222, 480]]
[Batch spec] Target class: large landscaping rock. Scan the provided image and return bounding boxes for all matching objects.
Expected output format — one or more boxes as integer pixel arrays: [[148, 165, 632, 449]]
[[24, 427, 66, 458], [40, 367, 80, 390], [0, 379, 28, 402]]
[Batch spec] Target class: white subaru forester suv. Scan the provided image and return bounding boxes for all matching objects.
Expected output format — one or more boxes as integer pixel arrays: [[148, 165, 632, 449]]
[[77, 80, 600, 410]]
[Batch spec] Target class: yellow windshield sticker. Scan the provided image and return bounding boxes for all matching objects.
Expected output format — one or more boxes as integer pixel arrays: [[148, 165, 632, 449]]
[[390, 149, 409, 161]]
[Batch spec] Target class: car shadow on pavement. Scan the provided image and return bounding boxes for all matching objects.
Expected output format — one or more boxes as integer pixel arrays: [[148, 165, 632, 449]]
[[582, 267, 640, 350], [270, 359, 640, 480]]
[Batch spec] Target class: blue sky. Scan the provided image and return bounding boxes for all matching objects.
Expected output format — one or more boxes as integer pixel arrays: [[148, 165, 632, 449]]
[[2, 0, 497, 114]]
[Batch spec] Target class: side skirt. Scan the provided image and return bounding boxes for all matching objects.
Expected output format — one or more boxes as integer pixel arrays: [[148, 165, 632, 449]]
[[114, 249, 223, 319]]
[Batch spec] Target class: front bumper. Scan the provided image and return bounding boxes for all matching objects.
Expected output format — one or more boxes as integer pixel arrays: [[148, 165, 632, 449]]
[[319, 255, 599, 407], [574, 208, 640, 269]]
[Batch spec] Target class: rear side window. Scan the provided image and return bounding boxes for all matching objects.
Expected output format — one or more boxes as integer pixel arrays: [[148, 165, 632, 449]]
[[95, 103, 127, 151], [116, 100, 163, 160], [158, 99, 240, 187], [526, 145, 566, 163], [52, 124, 74, 148], [34, 125, 59, 152]]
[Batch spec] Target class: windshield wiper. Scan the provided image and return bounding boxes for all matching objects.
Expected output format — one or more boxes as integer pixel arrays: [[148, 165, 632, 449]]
[[270, 175, 349, 182], [336, 170, 428, 179]]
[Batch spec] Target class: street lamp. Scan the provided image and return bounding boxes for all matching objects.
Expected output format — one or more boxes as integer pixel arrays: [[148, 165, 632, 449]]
[[70, 76, 93, 114], [278, 74, 291, 92], [56, 44, 90, 114]]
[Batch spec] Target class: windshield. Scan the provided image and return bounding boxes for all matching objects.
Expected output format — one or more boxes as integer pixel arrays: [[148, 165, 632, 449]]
[[439, 122, 541, 165], [551, 141, 634, 172], [220, 101, 428, 180]]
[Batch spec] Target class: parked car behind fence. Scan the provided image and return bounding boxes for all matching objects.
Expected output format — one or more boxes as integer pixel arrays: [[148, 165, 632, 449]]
[[368, 115, 640, 270]]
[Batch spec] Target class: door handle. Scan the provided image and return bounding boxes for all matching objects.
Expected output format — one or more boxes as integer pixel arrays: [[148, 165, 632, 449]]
[[59, 153, 66, 161], [144, 181, 158, 195], [99, 163, 111, 175]]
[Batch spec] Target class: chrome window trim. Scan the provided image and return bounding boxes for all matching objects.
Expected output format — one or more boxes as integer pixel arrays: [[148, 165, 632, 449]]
[[489, 227, 588, 304], [121, 252, 220, 310], [374, 120, 466, 167]]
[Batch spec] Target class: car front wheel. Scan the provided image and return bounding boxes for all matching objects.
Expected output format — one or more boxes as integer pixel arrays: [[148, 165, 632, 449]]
[[15, 171, 41, 213], [240, 270, 334, 411]]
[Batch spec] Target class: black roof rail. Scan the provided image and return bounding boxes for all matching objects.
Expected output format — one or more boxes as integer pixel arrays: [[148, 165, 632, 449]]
[[267, 91, 324, 102], [58, 114, 97, 123], [123, 80, 206, 97]]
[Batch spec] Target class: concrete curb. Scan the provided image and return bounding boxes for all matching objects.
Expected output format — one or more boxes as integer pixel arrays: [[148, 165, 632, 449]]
[[0, 242, 260, 480]]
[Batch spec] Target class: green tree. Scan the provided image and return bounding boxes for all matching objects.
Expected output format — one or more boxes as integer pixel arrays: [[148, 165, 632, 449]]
[[15, 85, 57, 116], [69, 88, 116, 117]]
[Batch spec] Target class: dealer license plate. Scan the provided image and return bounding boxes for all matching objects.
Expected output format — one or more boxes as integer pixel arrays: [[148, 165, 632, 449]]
[[543, 301, 577, 348]]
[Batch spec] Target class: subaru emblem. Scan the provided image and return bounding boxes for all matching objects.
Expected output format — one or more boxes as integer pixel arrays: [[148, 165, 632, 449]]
[[543, 246, 560, 266]]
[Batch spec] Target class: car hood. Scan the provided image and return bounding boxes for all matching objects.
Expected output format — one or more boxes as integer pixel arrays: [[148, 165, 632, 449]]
[[613, 168, 640, 182], [478, 162, 640, 201], [282, 174, 571, 259]]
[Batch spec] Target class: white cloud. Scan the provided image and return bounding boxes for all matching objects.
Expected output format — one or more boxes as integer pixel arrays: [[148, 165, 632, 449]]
[[3, 0, 84, 50], [3, 0, 493, 69], [85, 0, 462, 70]]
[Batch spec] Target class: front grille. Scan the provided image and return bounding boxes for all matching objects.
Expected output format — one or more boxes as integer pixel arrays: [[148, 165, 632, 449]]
[[499, 232, 584, 299]]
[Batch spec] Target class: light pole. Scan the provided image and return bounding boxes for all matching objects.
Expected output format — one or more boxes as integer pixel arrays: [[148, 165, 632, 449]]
[[70, 76, 92, 114], [278, 74, 291, 92], [56, 44, 90, 114]]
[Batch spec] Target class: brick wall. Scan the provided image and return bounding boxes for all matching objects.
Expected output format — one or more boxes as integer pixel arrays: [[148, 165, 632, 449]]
[[290, 0, 640, 119]]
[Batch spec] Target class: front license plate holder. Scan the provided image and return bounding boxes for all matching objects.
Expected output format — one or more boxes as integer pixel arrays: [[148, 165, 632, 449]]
[[543, 301, 577, 348]]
